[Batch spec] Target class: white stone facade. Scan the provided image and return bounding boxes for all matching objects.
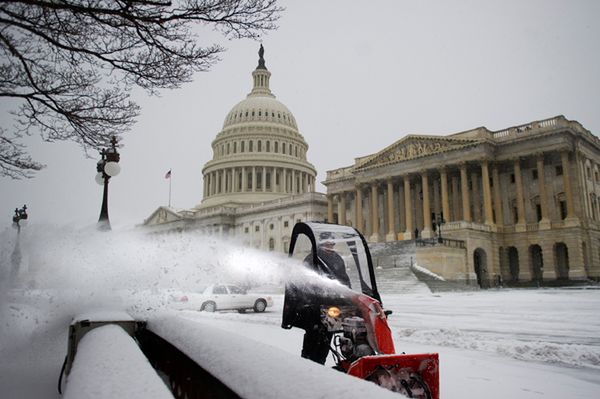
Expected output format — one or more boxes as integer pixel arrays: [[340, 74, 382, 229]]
[[323, 116, 600, 287]]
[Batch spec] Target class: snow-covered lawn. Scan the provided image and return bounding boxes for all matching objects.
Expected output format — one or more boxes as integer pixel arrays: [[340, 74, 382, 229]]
[[1, 227, 599, 398], [1, 287, 599, 398]]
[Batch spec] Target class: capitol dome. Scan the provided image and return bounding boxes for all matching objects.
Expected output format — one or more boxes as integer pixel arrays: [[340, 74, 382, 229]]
[[199, 46, 317, 208]]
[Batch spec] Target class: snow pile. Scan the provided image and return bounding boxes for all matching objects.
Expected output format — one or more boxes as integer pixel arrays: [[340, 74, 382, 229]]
[[64, 324, 173, 399], [149, 313, 400, 399], [386, 290, 600, 370], [411, 263, 445, 281], [397, 327, 600, 368]]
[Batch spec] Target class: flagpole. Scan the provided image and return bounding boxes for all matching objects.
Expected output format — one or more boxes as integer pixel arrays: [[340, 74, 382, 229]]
[[168, 174, 172, 207]]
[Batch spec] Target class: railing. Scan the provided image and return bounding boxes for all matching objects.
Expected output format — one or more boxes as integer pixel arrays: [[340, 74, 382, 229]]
[[442, 221, 493, 232], [416, 237, 465, 249], [526, 223, 539, 232], [491, 116, 562, 140]]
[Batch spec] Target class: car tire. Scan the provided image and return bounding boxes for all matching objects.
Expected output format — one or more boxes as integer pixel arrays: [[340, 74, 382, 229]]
[[202, 301, 216, 312], [253, 299, 267, 313]]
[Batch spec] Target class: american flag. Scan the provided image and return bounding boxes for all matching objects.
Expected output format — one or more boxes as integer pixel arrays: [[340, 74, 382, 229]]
[[165, 169, 172, 179]]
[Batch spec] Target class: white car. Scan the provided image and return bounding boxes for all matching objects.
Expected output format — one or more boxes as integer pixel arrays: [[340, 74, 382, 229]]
[[173, 284, 274, 313]]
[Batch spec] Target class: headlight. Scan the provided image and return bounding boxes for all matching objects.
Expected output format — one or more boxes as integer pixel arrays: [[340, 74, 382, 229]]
[[327, 306, 341, 318]]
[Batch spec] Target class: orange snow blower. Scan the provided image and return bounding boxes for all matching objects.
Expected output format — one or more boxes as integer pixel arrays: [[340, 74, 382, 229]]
[[282, 222, 439, 398]]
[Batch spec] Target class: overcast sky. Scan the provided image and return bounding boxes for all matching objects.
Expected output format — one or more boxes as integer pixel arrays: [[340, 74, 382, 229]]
[[1, 0, 599, 228]]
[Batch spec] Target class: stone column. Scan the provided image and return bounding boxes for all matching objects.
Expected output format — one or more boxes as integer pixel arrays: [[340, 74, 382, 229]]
[[398, 180, 406, 238], [231, 168, 237, 193], [271, 167, 276, 192], [262, 166, 266, 192], [537, 155, 551, 228], [481, 160, 494, 225], [242, 167, 247, 192], [327, 194, 334, 223], [460, 163, 471, 222], [514, 158, 526, 231], [355, 185, 364, 234], [492, 163, 503, 226], [403, 176, 414, 239], [471, 171, 481, 223], [386, 179, 396, 241], [440, 167, 450, 223], [204, 173, 209, 197], [370, 182, 380, 242], [421, 172, 433, 238], [338, 193, 347, 225], [291, 170, 296, 194], [561, 151, 576, 220], [252, 167, 257, 192], [451, 174, 460, 221]]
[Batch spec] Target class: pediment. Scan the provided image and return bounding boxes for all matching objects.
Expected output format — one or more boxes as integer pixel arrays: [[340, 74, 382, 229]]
[[144, 206, 182, 226], [355, 135, 481, 170]]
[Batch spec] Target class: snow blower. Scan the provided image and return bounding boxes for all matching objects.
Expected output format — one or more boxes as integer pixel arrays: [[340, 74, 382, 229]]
[[282, 222, 439, 399]]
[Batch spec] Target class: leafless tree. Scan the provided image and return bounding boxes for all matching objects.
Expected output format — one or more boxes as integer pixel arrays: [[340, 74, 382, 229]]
[[0, 0, 282, 178]]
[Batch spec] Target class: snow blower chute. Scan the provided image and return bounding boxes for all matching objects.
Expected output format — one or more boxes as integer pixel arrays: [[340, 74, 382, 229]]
[[282, 222, 439, 399]]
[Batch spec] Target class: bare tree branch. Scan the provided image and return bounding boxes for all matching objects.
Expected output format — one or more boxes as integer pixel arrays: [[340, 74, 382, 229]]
[[0, 0, 282, 178]]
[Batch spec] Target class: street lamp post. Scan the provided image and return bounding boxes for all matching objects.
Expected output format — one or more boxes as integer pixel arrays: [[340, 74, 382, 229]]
[[12, 204, 28, 234], [11, 205, 28, 282], [96, 136, 121, 230], [434, 213, 445, 243]]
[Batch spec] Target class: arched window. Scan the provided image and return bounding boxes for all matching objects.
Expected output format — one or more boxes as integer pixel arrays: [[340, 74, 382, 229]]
[[258, 140, 262, 152], [249, 140, 253, 152], [266, 141, 270, 152], [275, 141, 279, 153]]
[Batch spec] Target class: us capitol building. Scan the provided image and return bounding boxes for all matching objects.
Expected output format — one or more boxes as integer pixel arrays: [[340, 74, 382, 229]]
[[144, 46, 327, 252], [145, 47, 599, 287], [323, 115, 600, 286]]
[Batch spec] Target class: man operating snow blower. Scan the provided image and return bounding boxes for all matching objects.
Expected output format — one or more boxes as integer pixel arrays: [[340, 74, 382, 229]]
[[300, 232, 352, 364], [282, 222, 439, 398]]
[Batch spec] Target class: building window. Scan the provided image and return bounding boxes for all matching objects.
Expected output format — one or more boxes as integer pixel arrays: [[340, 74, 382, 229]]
[[258, 140, 262, 152], [269, 224, 274, 230], [255, 225, 260, 232], [282, 143, 286, 154], [233, 142, 237, 153], [269, 238, 275, 251], [247, 173, 252, 190], [559, 200, 567, 220], [241, 141, 245, 152], [586, 167, 591, 179], [284, 221, 289, 228], [256, 171, 262, 189], [536, 204, 542, 221], [510, 174, 515, 183], [244, 227, 249, 233], [296, 218, 301, 223], [266, 141, 270, 152], [275, 141, 278, 153], [532, 169, 538, 180], [555, 165, 563, 176], [249, 141, 253, 152]]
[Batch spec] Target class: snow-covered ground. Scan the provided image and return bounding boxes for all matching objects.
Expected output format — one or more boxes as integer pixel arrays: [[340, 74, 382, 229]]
[[1, 226, 599, 398]]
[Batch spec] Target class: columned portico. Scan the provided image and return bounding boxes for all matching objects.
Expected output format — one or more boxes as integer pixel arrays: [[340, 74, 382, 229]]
[[323, 116, 600, 286]]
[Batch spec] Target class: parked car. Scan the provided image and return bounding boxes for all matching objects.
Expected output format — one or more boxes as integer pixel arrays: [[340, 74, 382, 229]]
[[172, 284, 274, 313]]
